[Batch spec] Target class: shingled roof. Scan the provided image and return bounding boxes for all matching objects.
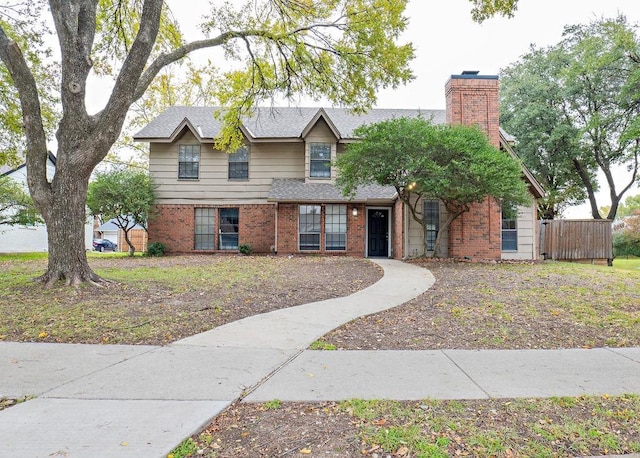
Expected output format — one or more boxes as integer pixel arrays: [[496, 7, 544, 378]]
[[268, 179, 396, 203], [133, 106, 446, 142]]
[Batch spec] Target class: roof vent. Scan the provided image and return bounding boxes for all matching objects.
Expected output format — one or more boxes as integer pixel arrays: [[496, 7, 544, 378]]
[[461, 70, 479, 75]]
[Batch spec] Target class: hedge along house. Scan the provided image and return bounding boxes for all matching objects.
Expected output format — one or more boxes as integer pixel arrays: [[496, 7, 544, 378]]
[[134, 72, 544, 260]]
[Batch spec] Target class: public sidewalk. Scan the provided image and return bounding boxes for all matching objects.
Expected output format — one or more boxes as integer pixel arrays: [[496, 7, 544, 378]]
[[1, 259, 639, 457]]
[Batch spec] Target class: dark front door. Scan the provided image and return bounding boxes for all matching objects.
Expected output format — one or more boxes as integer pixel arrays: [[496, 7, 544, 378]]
[[368, 209, 389, 257]]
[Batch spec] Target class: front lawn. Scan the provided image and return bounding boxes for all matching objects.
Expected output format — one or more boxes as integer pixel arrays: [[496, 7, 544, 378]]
[[320, 260, 640, 350], [0, 254, 381, 345]]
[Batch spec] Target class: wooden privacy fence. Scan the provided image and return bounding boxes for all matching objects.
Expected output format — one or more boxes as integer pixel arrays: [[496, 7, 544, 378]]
[[539, 219, 613, 264], [117, 229, 148, 253]]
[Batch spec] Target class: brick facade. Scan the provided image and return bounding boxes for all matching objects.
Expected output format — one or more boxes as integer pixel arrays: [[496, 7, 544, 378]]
[[392, 199, 404, 259], [151, 202, 368, 256], [149, 204, 276, 254], [448, 199, 502, 259]]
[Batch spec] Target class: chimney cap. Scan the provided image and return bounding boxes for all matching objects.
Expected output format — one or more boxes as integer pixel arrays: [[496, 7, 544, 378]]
[[450, 71, 498, 80]]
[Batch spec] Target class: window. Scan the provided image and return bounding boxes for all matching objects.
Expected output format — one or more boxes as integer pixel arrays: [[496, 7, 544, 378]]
[[423, 200, 439, 252], [325, 204, 347, 251], [194, 208, 215, 250], [219, 208, 239, 250], [299, 205, 321, 250], [228, 146, 249, 180], [502, 204, 518, 251], [179, 144, 200, 179], [310, 143, 331, 178]]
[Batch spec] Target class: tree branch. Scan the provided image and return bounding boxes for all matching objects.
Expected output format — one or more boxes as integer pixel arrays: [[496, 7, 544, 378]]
[[0, 24, 51, 213]]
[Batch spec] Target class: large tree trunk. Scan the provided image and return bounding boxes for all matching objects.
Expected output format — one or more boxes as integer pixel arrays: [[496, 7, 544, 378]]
[[572, 158, 602, 219], [38, 167, 101, 287]]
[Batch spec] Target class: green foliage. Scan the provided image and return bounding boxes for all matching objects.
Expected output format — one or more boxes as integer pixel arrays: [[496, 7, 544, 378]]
[[616, 194, 640, 219], [500, 16, 640, 220], [0, 5, 58, 166], [613, 217, 640, 258], [0, 175, 43, 226], [336, 117, 530, 256], [238, 243, 253, 256], [468, 0, 519, 22], [87, 168, 156, 256], [146, 242, 166, 257], [208, 0, 415, 151]]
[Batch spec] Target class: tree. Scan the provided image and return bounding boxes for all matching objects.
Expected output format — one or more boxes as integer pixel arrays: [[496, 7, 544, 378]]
[[335, 117, 531, 257], [613, 210, 640, 257], [0, 175, 42, 226], [500, 46, 589, 219], [0, 0, 518, 286], [500, 16, 640, 221], [86, 168, 156, 256]]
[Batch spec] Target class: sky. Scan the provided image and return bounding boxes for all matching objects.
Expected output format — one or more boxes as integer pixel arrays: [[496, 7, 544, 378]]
[[93, 0, 640, 218]]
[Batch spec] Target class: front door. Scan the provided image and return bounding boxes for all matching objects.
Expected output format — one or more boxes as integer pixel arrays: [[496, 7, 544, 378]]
[[367, 209, 389, 257]]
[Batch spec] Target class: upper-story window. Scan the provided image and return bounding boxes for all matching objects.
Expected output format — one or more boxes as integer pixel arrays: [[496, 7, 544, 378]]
[[178, 144, 200, 179], [228, 146, 249, 180], [310, 143, 331, 178]]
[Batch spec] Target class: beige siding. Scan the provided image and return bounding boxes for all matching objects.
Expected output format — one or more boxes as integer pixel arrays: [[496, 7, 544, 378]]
[[149, 130, 305, 204], [501, 203, 537, 260], [405, 196, 449, 258], [304, 119, 338, 182]]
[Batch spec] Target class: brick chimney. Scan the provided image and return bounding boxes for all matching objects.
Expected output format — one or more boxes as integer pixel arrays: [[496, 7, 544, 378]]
[[444, 71, 502, 260], [445, 71, 500, 148]]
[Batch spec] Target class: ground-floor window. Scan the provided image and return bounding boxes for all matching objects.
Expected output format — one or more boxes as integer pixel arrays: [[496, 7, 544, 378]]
[[423, 200, 439, 251], [194, 208, 215, 250], [299, 205, 321, 250], [194, 207, 240, 250], [502, 204, 518, 251], [325, 204, 347, 250], [219, 208, 239, 250]]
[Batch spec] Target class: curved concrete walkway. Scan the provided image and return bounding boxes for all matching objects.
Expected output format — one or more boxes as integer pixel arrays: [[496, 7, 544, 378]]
[[0, 259, 434, 457]]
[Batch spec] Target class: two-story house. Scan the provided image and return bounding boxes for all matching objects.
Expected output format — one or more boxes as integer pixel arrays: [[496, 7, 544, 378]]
[[134, 71, 544, 260]]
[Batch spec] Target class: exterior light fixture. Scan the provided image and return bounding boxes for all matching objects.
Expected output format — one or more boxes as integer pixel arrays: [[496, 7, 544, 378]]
[[352, 208, 358, 216]]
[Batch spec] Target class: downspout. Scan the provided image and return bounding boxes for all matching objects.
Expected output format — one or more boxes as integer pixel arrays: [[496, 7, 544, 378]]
[[403, 199, 409, 260], [274, 202, 278, 255]]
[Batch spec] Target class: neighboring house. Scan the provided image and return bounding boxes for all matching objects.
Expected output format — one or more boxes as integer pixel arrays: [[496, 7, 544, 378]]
[[0, 153, 93, 253], [94, 218, 148, 253], [134, 71, 544, 260]]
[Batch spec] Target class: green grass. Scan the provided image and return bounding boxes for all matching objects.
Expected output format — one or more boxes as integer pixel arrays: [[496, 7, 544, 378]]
[[335, 395, 640, 458], [309, 340, 337, 350], [262, 399, 282, 410], [613, 256, 640, 271]]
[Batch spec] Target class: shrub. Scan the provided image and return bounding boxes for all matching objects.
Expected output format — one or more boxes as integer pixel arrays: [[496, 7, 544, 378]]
[[147, 242, 166, 257], [239, 244, 253, 255]]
